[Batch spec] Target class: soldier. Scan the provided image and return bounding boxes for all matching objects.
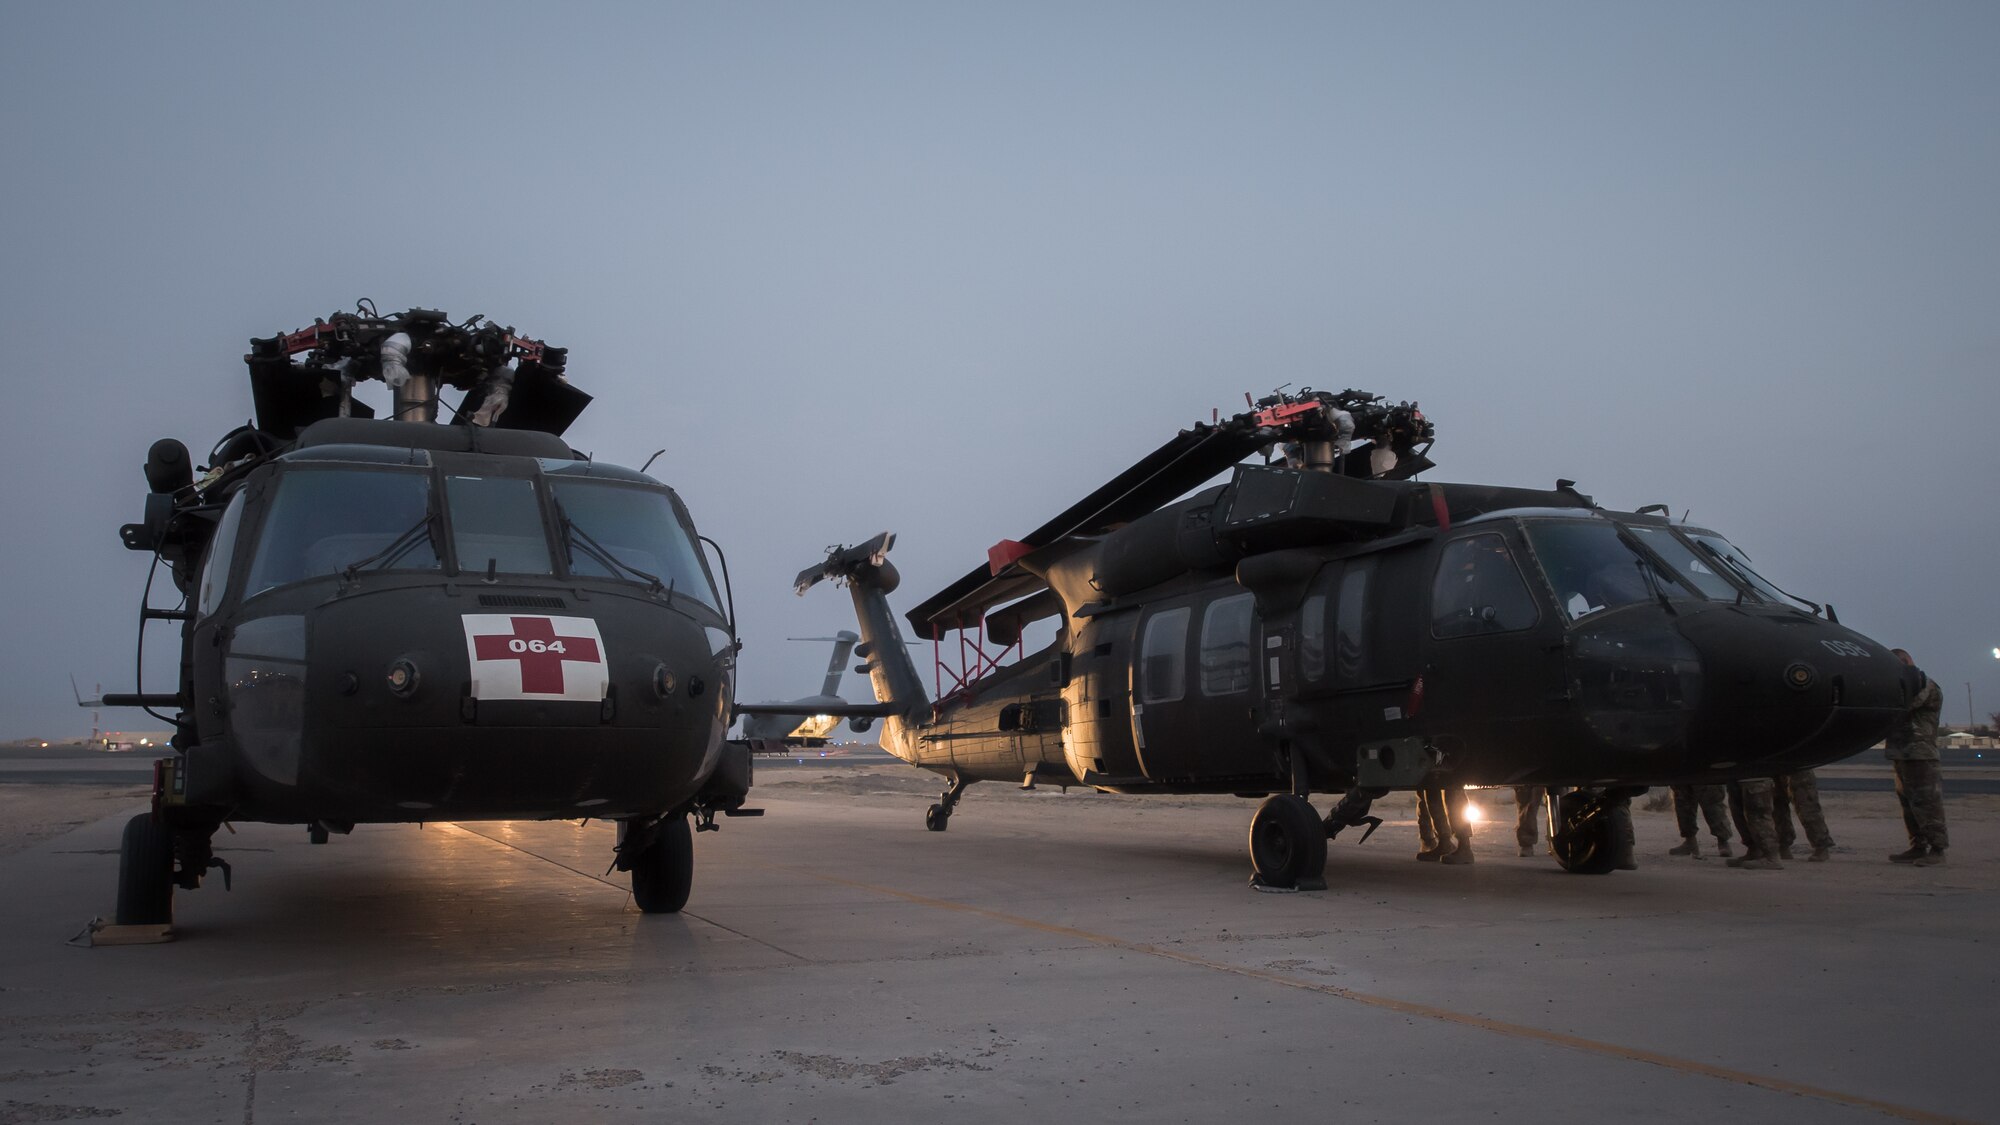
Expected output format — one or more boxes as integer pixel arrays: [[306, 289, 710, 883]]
[[1886, 649, 1948, 866], [1415, 783, 1474, 864], [1667, 784, 1733, 858], [1513, 785, 1546, 857], [1725, 778, 1784, 870], [1773, 769, 1836, 861], [1415, 786, 1444, 860]]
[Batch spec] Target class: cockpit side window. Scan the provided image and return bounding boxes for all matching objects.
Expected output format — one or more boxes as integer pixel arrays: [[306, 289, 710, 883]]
[[1430, 533, 1539, 638], [547, 479, 722, 610], [196, 492, 247, 618], [244, 469, 440, 598]]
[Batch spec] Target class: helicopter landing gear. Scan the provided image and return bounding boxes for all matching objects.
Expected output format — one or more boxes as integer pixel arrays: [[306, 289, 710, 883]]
[[926, 775, 969, 832], [1549, 789, 1619, 875], [1248, 795, 1328, 891], [115, 813, 175, 926], [619, 814, 694, 914]]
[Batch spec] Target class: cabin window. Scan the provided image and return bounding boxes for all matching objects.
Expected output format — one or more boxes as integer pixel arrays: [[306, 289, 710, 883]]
[[1334, 558, 1373, 686], [1430, 534, 1539, 638], [1138, 606, 1191, 704], [548, 480, 722, 609], [197, 492, 247, 618], [1298, 592, 1328, 681], [1199, 593, 1257, 696], [1628, 526, 1738, 600], [244, 469, 440, 597], [445, 475, 554, 576], [1523, 520, 1695, 623]]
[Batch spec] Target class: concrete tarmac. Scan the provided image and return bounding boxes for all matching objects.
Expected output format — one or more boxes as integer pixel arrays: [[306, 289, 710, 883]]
[[1, 772, 1992, 1124]]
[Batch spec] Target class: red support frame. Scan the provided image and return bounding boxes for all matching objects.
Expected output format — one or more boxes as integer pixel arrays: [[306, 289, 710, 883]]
[[930, 618, 1025, 716]]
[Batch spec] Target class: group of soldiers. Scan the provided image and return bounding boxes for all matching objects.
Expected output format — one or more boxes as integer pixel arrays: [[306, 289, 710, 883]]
[[1412, 648, 1952, 870]]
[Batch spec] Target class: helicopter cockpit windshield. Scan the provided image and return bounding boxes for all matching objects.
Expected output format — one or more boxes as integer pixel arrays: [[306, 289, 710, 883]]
[[236, 464, 720, 608], [245, 469, 441, 597], [548, 479, 721, 611], [1684, 532, 1801, 607], [1521, 519, 1698, 623]]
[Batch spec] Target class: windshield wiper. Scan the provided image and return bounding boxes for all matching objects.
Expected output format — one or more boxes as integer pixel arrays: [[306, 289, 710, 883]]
[[1613, 527, 1678, 616], [340, 509, 440, 581], [553, 497, 665, 594], [1699, 543, 1822, 615]]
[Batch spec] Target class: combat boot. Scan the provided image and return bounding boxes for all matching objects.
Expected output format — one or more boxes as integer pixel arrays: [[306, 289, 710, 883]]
[[1779, 846, 1795, 861], [1714, 839, 1733, 858], [1808, 846, 1831, 862], [1888, 844, 1928, 864], [1441, 840, 1475, 865], [1668, 837, 1698, 857], [1914, 847, 1946, 867], [1416, 843, 1447, 862], [1517, 844, 1535, 858], [1727, 847, 1781, 870]]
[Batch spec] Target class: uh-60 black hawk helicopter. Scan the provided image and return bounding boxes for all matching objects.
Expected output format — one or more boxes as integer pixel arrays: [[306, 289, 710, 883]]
[[792, 387, 1913, 889], [105, 303, 755, 928]]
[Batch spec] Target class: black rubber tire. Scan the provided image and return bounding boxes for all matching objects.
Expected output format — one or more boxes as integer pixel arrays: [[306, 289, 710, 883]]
[[1248, 795, 1327, 888], [1551, 790, 1619, 875], [925, 803, 950, 832], [115, 813, 175, 926], [631, 815, 694, 914]]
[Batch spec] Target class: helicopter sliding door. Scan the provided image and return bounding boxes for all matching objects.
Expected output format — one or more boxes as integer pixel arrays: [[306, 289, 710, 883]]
[[1130, 587, 1266, 783], [1319, 547, 1428, 753]]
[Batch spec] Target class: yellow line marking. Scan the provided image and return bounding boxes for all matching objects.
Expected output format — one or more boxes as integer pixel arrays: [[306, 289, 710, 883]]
[[771, 863, 1976, 1125]]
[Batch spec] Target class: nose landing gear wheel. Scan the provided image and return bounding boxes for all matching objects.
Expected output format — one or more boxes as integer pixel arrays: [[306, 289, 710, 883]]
[[116, 813, 175, 926], [630, 814, 694, 913], [925, 804, 950, 831], [1248, 795, 1328, 890]]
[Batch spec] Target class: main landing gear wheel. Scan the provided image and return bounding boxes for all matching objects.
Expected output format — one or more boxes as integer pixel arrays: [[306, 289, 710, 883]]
[[925, 775, 969, 832], [630, 814, 694, 914], [116, 813, 175, 926], [1248, 795, 1328, 890], [1550, 790, 1619, 875]]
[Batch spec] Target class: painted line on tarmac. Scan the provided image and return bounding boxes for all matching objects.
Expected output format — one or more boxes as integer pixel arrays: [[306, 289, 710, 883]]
[[777, 863, 1972, 1125]]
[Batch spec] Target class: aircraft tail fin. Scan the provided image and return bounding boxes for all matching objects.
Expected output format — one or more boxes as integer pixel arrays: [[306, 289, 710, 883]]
[[794, 534, 931, 727], [820, 630, 858, 698]]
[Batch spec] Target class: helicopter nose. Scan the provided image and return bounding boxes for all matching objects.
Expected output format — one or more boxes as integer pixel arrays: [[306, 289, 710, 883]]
[[1674, 608, 1904, 774]]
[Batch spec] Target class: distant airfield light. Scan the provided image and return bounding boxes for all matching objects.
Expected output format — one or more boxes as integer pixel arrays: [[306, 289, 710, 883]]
[[39, 741, 49, 748], [1992, 647, 1998, 660], [1462, 802, 1484, 824]]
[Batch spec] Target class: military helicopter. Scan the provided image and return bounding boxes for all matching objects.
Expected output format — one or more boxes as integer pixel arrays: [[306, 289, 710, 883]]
[[104, 303, 754, 927], [791, 387, 1912, 888]]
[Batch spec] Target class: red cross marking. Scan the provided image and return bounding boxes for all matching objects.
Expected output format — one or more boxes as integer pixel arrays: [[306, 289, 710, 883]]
[[471, 617, 603, 695]]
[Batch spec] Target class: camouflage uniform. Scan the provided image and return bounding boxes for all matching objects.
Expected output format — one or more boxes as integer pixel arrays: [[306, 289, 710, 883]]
[[1725, 778, 1783, 868], [1416, 787, 1440, 853], [1669, 784, 1732, 855], [1512, 785, 1545, 855], [1415, 784, 1473, 863], [1887, 673, 1947, 856], [1773, 770, 1835, 857]]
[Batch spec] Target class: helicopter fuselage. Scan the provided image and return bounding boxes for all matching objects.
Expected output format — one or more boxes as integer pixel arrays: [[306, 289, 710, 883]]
[[157, 419, 738, 830]]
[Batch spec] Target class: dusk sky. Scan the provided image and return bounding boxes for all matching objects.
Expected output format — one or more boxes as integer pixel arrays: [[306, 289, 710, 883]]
[[3, 1, 1996, 740]]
